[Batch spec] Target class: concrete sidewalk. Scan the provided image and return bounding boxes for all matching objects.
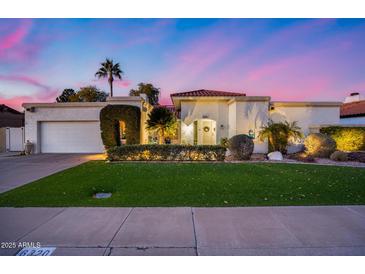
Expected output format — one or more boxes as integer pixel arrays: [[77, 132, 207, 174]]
[[0, 206, 364, 256]]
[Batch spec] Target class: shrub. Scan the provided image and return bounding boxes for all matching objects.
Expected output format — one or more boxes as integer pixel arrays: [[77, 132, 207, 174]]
[[228, 134, 254, 160], [220, 137, 229, 148], [107, 145, 226, 161], [330, 151, 348, 162], [287, 152, 316, 162], [146, 106, 177, 144], [304, 133, 336, 158], [100, 105, 141, 148], [320, 126, 365, 152], [347, 152, 365, 163], [258, 120, 303, 154]]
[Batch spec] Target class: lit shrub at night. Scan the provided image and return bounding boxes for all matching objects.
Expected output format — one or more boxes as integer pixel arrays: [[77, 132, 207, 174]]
[[320, 126, 365, 152], [107, 145, 226, 161], [304, 133, 336, 158]]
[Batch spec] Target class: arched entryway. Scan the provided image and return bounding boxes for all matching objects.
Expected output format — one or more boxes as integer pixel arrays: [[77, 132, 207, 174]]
[[99, 104, 141, 148]]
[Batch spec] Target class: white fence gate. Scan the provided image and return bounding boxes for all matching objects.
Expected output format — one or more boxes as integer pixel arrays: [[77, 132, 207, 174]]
[[6, 127, 25, 151]]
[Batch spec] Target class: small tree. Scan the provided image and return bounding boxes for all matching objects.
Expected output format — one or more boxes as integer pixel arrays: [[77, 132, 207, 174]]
[[56, 89, 78, 102], [129, 83, 160, 105], [258, 120, 303, 154], [78, 86, 108, 102], [146, 107, 177, 144]]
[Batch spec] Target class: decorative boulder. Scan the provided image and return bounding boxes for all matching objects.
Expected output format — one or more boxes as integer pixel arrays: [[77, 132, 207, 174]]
[[228, 134, 254, 160], [304, 133, 336, 158], [267, 151, 283, 161]]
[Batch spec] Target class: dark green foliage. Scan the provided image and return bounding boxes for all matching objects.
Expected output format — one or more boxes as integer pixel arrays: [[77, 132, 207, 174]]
[[220, 137, 229, 148], [55, 86, 108, 102], [56, 89, 78, 102], [320, 126, 365, 152], [146, 106, 177, 144], [78, 86, 108, 102], [107, 145, 226, 161], [100, 105, 141, 148], [0, 162, 364, 207], [95, 58, 123, 97], [228, 134, 254, 160], [129, 82, 160, 105]]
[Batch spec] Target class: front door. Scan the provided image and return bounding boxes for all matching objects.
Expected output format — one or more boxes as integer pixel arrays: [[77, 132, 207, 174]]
[[201, 120, 216, 145]]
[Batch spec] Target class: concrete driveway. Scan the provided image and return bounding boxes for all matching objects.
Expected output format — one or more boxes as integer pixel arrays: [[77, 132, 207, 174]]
[[0, 154, 103, 193], [0, 206, 364, 256]]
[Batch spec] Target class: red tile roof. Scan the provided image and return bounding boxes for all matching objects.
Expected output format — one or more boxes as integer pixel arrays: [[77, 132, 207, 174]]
[[340, 100, 365, 118], [170, 89, 246, 97]]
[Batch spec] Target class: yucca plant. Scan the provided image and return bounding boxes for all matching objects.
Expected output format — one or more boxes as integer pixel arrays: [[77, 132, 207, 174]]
[[258, 120, 303, 154]]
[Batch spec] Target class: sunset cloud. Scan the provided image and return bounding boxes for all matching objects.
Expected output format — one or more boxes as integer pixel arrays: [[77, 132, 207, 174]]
[[0, 19, 365, 109]]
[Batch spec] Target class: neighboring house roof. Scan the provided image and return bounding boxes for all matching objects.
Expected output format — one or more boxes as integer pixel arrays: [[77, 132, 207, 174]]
[[0, 104, 24, 127], [170, 89, 246, 97], [340, 100, 365, 118]]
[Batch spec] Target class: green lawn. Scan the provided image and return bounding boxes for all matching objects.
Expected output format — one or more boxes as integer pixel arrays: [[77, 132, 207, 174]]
[[0, 161, 364, 207]]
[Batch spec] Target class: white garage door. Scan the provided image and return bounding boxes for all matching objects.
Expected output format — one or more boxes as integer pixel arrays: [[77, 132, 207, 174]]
[[41, 121, 104, 153]]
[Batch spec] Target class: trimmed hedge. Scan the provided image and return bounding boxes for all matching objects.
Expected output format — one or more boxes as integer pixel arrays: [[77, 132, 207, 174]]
[[100, 105, 141, 148], [320, 126, 365, 152], [107, 145, 226, 161]]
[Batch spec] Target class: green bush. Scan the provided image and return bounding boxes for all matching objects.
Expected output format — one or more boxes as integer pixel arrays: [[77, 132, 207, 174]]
[[228, 134, 254, 160], [258, 120, 303, 154], [220, 137, 229, 148], [100, 105, 141, 148], [320, 126, 365, 152], [330, 151, 348, 162], [304, 133, 336, 158], [107, 145, 226, 161]]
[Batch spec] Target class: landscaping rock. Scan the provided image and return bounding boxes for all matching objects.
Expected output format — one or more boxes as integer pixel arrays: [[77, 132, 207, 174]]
[[267, 151, 283, 161], [228, 134, 254, 160]]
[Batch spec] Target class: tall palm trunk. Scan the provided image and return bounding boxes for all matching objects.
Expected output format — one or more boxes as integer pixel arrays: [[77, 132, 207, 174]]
[[159, 127, 165, 144], [108, 76, 113, 97]]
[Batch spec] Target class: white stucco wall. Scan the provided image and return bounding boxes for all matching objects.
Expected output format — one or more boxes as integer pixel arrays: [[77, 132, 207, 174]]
[[340, 116, 365, 125], [232, 101, 270, 153], [180, 100, 229, 144], [23, 99, 149, 153], [179, 98, 269, 152], [270, 103, 341, 154], [228, 102, 236, 138], [270, 105, 340, 135], [24, 106, 103, 153]]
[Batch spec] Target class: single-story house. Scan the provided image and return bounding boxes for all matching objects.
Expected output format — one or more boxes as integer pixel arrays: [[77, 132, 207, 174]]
[[23, 89, 342, 154]]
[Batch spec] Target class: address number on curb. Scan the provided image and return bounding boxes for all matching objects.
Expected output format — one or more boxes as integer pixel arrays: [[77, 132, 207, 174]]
[[16, 247, 56, 256]]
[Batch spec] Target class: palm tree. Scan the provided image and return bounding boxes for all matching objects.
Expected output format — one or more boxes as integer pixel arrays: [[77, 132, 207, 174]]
[[146, 107, 177, 144], [258, 120, 303, 154], [95, 58, 123, 97]]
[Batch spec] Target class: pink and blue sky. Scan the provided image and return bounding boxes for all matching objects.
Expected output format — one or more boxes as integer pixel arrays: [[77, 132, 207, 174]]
[[1, 18, 365, 110]]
